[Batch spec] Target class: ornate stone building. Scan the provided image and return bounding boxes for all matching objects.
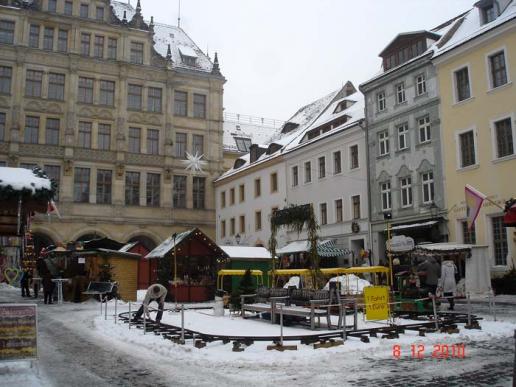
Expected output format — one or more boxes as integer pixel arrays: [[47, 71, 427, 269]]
[[0, 0, 225, 250]]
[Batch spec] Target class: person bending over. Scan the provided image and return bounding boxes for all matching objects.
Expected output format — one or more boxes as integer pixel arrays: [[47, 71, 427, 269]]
[[133, 284, 167, 323]]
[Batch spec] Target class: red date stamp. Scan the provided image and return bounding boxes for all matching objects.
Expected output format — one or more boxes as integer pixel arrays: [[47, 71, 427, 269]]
[[392, 343, 466, 359]]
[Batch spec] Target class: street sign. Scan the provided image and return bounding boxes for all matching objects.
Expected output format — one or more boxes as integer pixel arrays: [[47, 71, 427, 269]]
[[0, 304, 38, 361], [387, 235, 415, 252], [364, 286, 389, 320]]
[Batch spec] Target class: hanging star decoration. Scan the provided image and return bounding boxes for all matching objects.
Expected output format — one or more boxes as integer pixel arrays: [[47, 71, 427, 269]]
[[182, 151, 207, 173]]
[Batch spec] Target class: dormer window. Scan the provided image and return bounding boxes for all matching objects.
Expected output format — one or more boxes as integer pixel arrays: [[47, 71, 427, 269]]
[[234, 137, 251, 153], [333, 100, 354, 114], [484, 5, 496, 22], [178, 45, 198, 66], [476, 0, 499, 24]]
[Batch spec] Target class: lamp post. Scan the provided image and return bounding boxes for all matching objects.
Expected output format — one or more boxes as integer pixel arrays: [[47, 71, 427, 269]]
[[172, 232, 177, 311], [384, 212, 393, 288], [235, 233, 241, 245]]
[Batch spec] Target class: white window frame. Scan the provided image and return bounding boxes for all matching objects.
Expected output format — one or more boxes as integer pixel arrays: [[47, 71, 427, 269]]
[[421, 171, 434, 204], [291, 165, 299, 187], [452, 63, 473, 104], [319, 202, 328, 225], [349, 143, 359, 170], [376, 91, 386, 112], [489, 112, 515, 161], [395, 82, 406, 104], [455, 126, 478, 170], [415, 73, 426, 96], [397, 123, 409, 151], [485, 46, 511, 91], [378, 130, 389, 156], [418, 115, 431, 143], [304, 160, 312, 184], [380, 181, 391, 211], [350, 195, 361, 220], [318, 156, 326, 179], [333, 150, 342, 175], [334, 198, 343, 223], [400, 176, 413, 208], [488, 213, 509, 268]]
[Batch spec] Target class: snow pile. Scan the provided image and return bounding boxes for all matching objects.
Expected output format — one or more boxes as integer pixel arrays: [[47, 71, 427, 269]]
[[0, 167, 51, 192], [323, 274, 371, 295], [283, 276, 300, 289]]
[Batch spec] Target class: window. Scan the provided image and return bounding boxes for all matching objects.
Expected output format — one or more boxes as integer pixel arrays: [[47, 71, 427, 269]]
[[48, 0, 57, 12], [397, 123, 408, 150], [489, 51, 508, 88], [235, 137, 251, 152], [193, 94, 206, 118], [304, 161, 311, 183], [74, 167, 90, 203], [78, 121, 92, 148], [494, 118, 514, 158], [352, 195, 361, 219], [96, 6, 105, 21], [400, 177, 413, 207], [146, 173, 160, 207], [147, 87, 162, 112], [239, 215, 245, 233], [416, 74, 426, 96], [0, 66, 12, 94], [0, 113, 5, 141], [239, 184, 245, 203], [175, 132, 187, 158], [193, 176, 205, 209], [24, 116, 39, 144], [147, 129, 159, 155], [376, 91, 386, 112], [254, 179, 261, 197], [94, 35, 104, 58], [173, 175, 187, 208], [454, 67, 471, 102], [220, 191, 226, 208], [221, 220, 226, 238], [128, 84, 142, 110], [335, 199, 343, 223], [80, 3, 89, 18], [381, 182, 391, 211], [192, 134, 203, 155], [350, 145, 359, 169], [43, 27, 54, 50], [64, 1, 73, 16], [333, 151, 342, 174], [461, 221, 476, 245], [98, 123, 111, 150], [255, 211, 262, 231], [174, 91, 187, 116], [378, 130, 389, 156], [130, 42, 144, 64], [78, 77, 93, 103], [0, 20, 15, 44], [320, 203, 327, 225], [128, 127, 141, 153], [483, 4, 497, 24], [108, 38, 117, 60], [270, 172, 278, 193], [25, 70, 43, 98], [80, 33, 90, 56], [48, 73, 65, 100], [418, 116, 431, 143], [44, 165, 60, 201], [29, 24, 39, 48], [99, 80, 115, 106], [318, 156, 325, 178], [58, 29, 68, 52], [45, 118, 59, 145], [230, 218, 235, 236], [292, 166, 299, 187], [459, 130, 476, 168], [422, 171, 434, 204], [230, 188, 235, 205], [396, 82, 406, 104], [492, 216, 508, 265], [125, 172, 140, 206], [96, 169, 112, 204]]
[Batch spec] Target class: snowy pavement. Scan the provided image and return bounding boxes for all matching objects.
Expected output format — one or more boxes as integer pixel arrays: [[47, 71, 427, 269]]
[[1, 284, 515, 386]]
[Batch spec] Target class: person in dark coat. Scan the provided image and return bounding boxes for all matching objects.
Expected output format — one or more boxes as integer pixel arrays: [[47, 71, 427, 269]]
[[417, 257, 441, 296], [20, 269, 32, 297], [42, 272, 54, 304]]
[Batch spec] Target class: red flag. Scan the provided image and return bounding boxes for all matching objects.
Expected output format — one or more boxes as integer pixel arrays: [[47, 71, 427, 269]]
[[465, 185, 486, 230], [47, 200, 62, 219]]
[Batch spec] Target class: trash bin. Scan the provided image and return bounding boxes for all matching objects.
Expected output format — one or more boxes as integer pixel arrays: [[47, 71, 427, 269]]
[[214, 289, 225, 316]]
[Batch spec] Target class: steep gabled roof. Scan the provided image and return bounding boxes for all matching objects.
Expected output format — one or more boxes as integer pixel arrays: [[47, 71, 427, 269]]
[[378, 30, 441, 57]]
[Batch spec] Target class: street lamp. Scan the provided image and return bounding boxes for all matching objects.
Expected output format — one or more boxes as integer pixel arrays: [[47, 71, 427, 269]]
[[235, 233, 241, 245], [383, 212, 393, 288], [172, 232, 177, 311]]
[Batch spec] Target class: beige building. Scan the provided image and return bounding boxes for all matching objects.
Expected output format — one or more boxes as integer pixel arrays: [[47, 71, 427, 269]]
[[0, 0, 225, 251]]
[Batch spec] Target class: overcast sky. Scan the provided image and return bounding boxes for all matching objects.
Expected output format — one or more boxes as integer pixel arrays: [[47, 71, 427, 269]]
[[138, 0, 473, 121]]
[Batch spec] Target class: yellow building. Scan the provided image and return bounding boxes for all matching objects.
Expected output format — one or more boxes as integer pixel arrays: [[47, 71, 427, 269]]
[[433, 0, 516, 274]]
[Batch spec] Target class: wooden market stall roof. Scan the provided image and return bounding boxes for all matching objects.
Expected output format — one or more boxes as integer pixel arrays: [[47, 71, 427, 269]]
[[219, 245, 274, 261]]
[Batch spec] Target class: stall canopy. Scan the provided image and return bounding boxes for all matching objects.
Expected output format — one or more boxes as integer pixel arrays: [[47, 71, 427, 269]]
[[220, 246, 273, 260], [277, 239, 350, 257]]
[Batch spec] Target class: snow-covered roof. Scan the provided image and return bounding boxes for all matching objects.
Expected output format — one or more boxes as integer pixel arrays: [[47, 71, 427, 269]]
[[145, 229, 192, 259], [416, 243, 473, 251], [220, 246, 273, 260], [433, 1, 516, 57], [386, 220, 439, 232], [277, 240, 351, 257], [110, 1, 214, 74], [119, 241, 138, 253], [223, 120, 280, 153], [0, 167, 52, 193]]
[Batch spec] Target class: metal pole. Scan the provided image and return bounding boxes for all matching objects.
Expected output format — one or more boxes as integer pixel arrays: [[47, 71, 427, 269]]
[[174, 234, 178, 312], [143, 309, 146, 335], [104, 296, 107, 320], [128, 302, 131, 330], [181, 304, 185, 343], [353, 300, 358, 331], [114, 297, 117, 324], [432, 295, 439, 330], [491, 289, 497, 322], [280, 304, 284, 347], [513, 330, 516, 385], [341, 302, 346, 341], [100, 295, 103, 315], [467, 292, 471, 326], [387, 222, 393, 288], [488, 290, 492, 318]]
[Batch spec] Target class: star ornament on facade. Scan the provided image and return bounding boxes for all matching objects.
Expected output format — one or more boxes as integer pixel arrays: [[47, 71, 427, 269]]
[[182, 151, 207, 173]]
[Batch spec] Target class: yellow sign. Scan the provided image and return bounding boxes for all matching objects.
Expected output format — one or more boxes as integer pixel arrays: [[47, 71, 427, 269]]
[[364, 286, 389, 321]]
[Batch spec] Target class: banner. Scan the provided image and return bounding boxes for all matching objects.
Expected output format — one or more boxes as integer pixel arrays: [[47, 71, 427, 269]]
[[364, 286, 389, 321], [465, 185, 486, 230], [0, 304, 38, 361]]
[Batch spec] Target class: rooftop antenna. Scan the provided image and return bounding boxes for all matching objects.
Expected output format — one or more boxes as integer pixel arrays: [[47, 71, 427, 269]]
[[177, 0, 181, 28]]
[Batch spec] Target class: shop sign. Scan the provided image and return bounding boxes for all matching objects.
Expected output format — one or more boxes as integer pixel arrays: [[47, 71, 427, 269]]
[[387, 235, 415, 252], [364, 286, 389, 320]]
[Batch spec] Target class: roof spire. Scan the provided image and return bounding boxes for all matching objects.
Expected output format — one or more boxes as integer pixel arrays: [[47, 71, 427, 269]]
[[149, 16, 154, 31], [211, 52, 221, 75], [136, 0, 141, 14], [177, 0, 181, 28], [122, 10, 127, 23], [166, 44, 172, 61]]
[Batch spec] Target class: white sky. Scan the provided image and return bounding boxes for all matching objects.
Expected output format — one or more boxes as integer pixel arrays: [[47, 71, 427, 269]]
[[137, 0, 473, 121]]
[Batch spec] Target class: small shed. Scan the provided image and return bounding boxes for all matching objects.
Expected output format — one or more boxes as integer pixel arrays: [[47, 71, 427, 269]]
[[220, 245, 274, 290]]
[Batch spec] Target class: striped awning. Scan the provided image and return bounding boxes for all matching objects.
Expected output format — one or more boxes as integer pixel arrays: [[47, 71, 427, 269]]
[[277, 239, 351, 258]]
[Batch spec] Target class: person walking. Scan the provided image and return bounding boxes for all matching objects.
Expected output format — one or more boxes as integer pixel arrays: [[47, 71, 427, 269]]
[[132, 284, 167, 323], [42, 271, 54, 304], [440, 259, 458, 310], [20, 269, 32, 297], [417, 256, 440, 296]]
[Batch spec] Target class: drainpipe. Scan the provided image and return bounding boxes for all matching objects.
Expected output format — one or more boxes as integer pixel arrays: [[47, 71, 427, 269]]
[[360, 105, 374, 263]]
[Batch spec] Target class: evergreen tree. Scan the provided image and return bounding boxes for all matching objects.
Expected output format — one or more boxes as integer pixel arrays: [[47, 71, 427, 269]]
[[231, 269, 256, 308]]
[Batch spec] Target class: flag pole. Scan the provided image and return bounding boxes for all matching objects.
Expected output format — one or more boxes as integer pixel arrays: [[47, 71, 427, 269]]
[[483, 196, 505, 210]]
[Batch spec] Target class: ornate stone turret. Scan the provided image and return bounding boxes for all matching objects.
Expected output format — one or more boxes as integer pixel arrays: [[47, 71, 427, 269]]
[[211, 52, 221, 76], [122, 10, 127, 24], [128, 0, 149, 30], [166, 44, 172, 61], [136, 0, 142, 14], [149, 16, 154, 32]]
